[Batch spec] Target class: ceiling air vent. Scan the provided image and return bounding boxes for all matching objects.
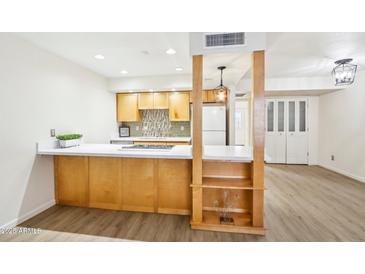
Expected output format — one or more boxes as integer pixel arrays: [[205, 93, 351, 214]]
[[204, 32, 245, 48]]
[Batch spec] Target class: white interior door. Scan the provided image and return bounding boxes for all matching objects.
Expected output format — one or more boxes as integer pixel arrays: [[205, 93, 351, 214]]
[[265, 100, 287, 163], [286, 99, 308, 164]]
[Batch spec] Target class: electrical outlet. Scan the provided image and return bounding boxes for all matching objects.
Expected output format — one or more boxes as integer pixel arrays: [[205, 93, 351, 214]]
[[180, 126, 185, 131], [50, 129, 56, 137], [331, 155, 335, 161], [136, 126, 140, 131]]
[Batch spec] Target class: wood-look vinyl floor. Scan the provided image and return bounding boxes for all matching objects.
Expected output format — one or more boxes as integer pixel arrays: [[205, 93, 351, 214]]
[[2, 164, 365, 242]]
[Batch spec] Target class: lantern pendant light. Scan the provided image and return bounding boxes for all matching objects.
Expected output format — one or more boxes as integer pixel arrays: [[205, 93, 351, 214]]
[[216, 66, 226, 101], [332, 58, 357, 86]]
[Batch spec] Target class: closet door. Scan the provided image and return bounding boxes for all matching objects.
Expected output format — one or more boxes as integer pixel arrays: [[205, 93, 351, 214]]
[[275, 100, 287, 163], [265, 100, 276, 163], [286, 99, 308, 164], [265, 99, 287, 163]]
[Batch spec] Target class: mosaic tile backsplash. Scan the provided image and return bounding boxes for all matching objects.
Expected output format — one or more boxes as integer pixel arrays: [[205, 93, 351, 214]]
[[121, 109, 191, 137]]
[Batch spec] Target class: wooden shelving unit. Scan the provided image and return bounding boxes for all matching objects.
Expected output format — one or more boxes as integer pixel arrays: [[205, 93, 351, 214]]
[[191, 160, 265, 235], [190, 51, 265, 235]]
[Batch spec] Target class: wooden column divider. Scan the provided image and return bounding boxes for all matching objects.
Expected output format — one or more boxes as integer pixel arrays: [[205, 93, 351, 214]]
[[251, 50, 265, 227], [191, 55, 203, 224]]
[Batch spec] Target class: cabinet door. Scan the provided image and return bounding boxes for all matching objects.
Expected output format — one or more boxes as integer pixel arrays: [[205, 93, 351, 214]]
[[169, 92, 190, 121], [138, 93, 154, 109], [122, 158, 155, 212], [117, 94, 141, 122], [189, 90, 207, 103], [89, 157, 122, 210], [153, 93, 169, 109], [55, 156, 89, 207], [202, 90, 209, 103], [158, 159, 192, 215], [206, 89, 217, 102]]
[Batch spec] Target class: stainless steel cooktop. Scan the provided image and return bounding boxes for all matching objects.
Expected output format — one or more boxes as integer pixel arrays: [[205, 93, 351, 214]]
[[120, 144, 174, 150]]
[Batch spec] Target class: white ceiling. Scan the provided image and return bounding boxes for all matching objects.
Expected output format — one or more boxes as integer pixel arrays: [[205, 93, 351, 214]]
[[15, 32, 365, 87], [265, 32, 365, 78], [16, 32, 191, 78], [15, 32, 249, 87]]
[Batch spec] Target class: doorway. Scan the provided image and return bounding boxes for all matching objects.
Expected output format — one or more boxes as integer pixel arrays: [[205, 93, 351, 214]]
[[265, 97, 309, 164]]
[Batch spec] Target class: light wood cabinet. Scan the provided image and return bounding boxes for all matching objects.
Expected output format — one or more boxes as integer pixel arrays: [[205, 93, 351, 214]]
[[189, 89, 227, 103], [55, 156, 192, 216], [169, 92, 190, 121], [55, 156, 89, 207], [89, 157, 122, 210], [138, 93, 154, 109], [158, 159, 192, 215], [117, 94, 141, 122], [122, 158, 155, 213], [153, 92, 169, 109]]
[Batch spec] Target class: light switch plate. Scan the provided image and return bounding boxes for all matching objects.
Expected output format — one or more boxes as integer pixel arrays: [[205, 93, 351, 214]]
[[50, 129, 56, 137]]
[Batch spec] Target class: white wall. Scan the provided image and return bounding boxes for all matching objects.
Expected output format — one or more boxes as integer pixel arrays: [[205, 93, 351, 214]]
[[237, 76, 340, 94], [318, 71, 365, 183], [0, 34, 116, 228], [308, 96, 319, 165]]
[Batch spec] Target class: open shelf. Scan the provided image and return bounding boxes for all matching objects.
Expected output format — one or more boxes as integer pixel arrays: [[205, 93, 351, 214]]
[[191, 178, 265, 190], [203, 210, 251, 226], [191, 211, 265, 235], [203, 177, 252, 189]]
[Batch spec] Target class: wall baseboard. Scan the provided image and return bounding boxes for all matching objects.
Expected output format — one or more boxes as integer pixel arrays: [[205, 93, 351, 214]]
[[319, 164, 365, 184], [0, 199, 55, 230]]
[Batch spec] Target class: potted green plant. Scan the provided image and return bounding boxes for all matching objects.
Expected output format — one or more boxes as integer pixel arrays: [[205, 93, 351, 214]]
[[56, 134, 83, 148]]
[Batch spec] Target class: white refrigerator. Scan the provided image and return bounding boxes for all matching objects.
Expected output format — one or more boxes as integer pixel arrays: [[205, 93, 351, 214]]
[[202, 105, 226, 145]]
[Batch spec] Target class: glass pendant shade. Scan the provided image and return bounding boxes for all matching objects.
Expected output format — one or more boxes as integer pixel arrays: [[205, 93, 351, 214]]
[[332, 59, 357, 86], [216, 66, 227, 101]]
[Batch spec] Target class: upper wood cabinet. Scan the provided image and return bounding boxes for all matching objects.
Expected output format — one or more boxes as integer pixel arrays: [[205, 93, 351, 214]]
[[138, 93, 154, 109], [189, 90, 208, 103], [117, 94, 141, 122], [189, 89, 228, 103], [153, 93, 169, 109], [169, 92, 190, 121], [138, 92, 169, 110]]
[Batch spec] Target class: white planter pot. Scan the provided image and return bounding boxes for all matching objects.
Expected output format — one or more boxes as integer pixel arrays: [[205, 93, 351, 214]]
[[58, 138, 81, 148]]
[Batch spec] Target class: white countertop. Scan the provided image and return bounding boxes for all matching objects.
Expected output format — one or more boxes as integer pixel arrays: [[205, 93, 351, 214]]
[[203, 145, 253, 162], [37, 141, 253, 162], [110, 136, 191, 142], [37, 143, 193, 159]]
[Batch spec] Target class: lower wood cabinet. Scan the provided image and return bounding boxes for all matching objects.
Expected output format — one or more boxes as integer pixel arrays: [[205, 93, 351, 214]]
[[158, 159, 192, 215], [89, 157, 122, 210], [55, 156, 192, 215], [122, 158, 155, 212], [55, 156, 89, 207]]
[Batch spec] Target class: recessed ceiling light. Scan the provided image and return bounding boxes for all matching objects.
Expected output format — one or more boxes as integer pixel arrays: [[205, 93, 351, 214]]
[[166, 48, 176, 55], [128, 90, 133, 93], [149, 89, 154, 92], [175, 67, 183, 71], [94, 54, 105, 60], [171, 88, 176, 91], [120, 70, 128, 74]]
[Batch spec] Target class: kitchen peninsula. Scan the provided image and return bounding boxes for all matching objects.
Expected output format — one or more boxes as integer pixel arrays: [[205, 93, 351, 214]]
[[35, 50, 265, 236], [37, 143, 254, 220]]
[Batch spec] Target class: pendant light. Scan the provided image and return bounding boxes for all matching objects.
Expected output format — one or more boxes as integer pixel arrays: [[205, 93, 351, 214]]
[[216, 66, 226, 101], [332, 58, 357, 86]]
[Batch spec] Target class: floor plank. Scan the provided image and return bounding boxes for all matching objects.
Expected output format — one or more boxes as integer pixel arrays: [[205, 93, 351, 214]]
[[1, 164, 365, 241]]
